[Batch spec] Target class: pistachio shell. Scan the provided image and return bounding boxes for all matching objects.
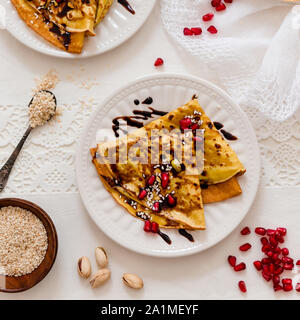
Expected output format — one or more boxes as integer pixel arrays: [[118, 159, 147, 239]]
[[95, 247, 108, 268], [77, 256, 91, 279], [90, 269, 111, 288], [122, 273, 144, 289]]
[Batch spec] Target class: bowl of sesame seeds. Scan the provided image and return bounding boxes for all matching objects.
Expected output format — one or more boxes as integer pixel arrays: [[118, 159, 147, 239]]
[[0, 198, 58, 293]]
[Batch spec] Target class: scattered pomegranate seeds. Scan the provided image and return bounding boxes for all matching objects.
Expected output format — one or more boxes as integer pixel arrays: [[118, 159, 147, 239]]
[[207, 26, 218, 34], [234, 262, 246, 272], [296, 283, 300, 292], [191, 28, 202, 35], [296, 260, 300, 265], [144, 221, 152, 232], [151, 222, 159, 234], [239, 243, 252, 252], [152, 202, 161, 213], [282, 248, 289, 256], [238, 281, 247, 293], [273, 275, 280, 285], [211, 0, 221, 7], [277, 227, 287, 236], [180, 117, 192, 130], [240, 226, 251, 235], [183, 28, 193, 36], [283, 284, 293, 292], [224, 0, 233, 3], [255, 227, 266, 236], [147, 175, 156, 186], [138, 189, 147, 200], [216, 3, 226, 11], [161, 172, 169, 189], [167, 194, 176, 207], [253, 261, 262, 271], [202, 13, 214, 22], [228, 255, 236, 267], [154, 58, 164, 67], [274, 284, 283, 292]]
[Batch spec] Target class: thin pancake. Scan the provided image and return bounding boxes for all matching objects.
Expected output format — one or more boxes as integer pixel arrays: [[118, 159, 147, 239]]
[[11, 0, 85, 53], [95, 0, 114, 26]]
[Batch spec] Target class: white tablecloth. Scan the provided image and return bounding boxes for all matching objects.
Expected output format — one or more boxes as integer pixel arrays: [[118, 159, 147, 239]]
[[1, 3, 300, 300]]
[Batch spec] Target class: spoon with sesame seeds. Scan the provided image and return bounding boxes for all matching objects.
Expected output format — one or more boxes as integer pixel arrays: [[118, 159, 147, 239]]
[[0, 90, 57, 192]]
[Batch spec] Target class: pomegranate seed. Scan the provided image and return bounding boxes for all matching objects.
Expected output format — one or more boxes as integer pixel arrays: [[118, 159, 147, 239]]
[[216, 3, 226, 11], [255, 227, 266, 236], [296, 283, 300, 292], [161, 172, 169, 189], [267, 229, 276, 236], [276, 227, 287, 236], [183, 28, 193, 36], [253, 261, 262, 271], [269, 237, 278, 247], [262, 244, 271, 253], [272, 253, 280, 262], [154, 58, 164, 67], [152, 201, 161, 213], [228, 255, 236, 267], [282, 278, 292, 285], [211, 0, 221, 7], [239, 243, 252, 252], [147, 175, 156, 186], [273, 275, 280, 285], [282, 257, 293, 264], [283, 263, 294, 270], [263, 265, 269, 274], [144, 220, 152, 232], [180, 117, 192, 130], [282, 248, 289, 256], [234, 262, 246, 272], [261, 237, 268, 245], [238, 281, 247, 293], [267, 251, 273, 259], [274, 247, 281, 254], [138, 189, 147, 200], [283, 284, 293, 292], [207, 26, 218, 34], [296, 260, 300, 265], [191, 28, 202, 35], [240, 226, 251, 236], [274, 266, 283, 275], [202, 13, 214, 22], [262, 271, 272, 282], [276, 235, 285, 243], [167, 194, 177, 207], [190, 123, 199, 131], [224, 0, 233, 2], [274, 284, 283, 292], [261, 258, 271, 265], [268, 263, 275, 274], [151, 222, 159, 233]]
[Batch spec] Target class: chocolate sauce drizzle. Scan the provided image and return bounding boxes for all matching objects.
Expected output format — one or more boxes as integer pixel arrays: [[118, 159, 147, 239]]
[[112, 100, 168, 137], [178, 229, 194, 242], [158, 230, 172, 245], [220, 129, 238, 141], [118, 0, 135, 15], [213, 122, 224, 130]]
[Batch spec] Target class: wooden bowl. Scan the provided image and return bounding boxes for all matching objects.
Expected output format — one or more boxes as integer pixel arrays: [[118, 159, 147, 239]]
[[0, 198, 58, 293]]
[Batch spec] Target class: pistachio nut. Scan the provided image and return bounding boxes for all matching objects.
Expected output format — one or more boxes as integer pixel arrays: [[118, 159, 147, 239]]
[[95, 247, 108, 269], [77, 256, 91, 279], [122, 273, 144, 289], [90, 268, 111, 288]]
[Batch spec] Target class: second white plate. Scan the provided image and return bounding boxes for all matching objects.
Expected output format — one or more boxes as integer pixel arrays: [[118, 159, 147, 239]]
[[76, 73, 260, 257], [4, 0, 156, 58]]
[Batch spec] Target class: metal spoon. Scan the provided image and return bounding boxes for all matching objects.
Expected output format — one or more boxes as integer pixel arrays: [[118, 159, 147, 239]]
[[0, 90, 57, 192]]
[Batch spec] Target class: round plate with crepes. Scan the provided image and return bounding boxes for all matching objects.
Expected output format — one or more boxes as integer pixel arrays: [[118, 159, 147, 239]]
[[4, 0, 156, 58], [76, 73, 260, 257]]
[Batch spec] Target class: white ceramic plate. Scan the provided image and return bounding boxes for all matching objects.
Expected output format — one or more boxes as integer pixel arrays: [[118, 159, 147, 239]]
[[76, 73, 260, 257], [4, 0, 156, 58]]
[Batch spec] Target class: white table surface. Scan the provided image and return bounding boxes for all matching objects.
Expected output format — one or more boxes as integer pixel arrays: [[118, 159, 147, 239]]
[[1, 2, 300, 300]]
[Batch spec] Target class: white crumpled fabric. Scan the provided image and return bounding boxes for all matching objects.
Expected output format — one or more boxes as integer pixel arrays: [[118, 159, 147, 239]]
[[161, 0, 300, 121]]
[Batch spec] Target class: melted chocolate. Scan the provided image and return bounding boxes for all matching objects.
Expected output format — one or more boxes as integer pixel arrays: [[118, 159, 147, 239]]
[[220, 129, 238, 141], [118, 0, 135, 15], [49, 23, 71, 50], [158, 230, 172, 245], [179, 229, 194, 242], [213, 122, 224, 130], [142, 97, 153, 105], [57, 4, 72, 18], [112, 107, 168, 137]]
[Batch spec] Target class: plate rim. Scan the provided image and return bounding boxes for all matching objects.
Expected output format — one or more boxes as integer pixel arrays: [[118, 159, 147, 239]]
[[76, 72, 261, 258], [4, 0, 157, 59]]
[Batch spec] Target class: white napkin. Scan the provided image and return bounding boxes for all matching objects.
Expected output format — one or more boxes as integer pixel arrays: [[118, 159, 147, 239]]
[[161, 0, 300, 121]]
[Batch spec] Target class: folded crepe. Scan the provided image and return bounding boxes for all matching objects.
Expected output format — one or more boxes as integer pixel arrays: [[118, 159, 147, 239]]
[[11, 0, 111, 53], [91, 98, 245, 230]]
